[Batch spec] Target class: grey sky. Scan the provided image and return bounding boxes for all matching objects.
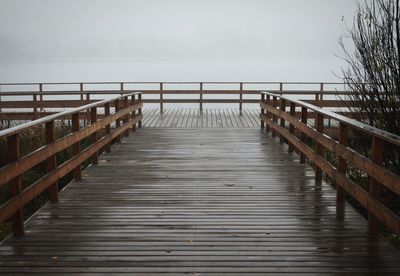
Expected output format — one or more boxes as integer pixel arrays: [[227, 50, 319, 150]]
[[0, 0, 358, 82]]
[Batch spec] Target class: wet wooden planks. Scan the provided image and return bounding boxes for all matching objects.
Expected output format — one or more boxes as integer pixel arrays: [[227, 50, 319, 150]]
[[142, 108, 260, 128], [0, 128, 400, 274]]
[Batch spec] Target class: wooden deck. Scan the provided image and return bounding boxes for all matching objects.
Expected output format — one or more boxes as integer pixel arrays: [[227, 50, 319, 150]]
[[142, 108, 261, 128], [1, 128, 400, 274]]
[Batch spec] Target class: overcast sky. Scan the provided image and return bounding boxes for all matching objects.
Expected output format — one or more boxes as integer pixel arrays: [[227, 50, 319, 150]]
[[0, 0, 358, 82]]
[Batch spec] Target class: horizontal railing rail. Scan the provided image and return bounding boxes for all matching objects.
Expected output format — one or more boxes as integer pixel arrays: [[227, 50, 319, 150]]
[[0, 82, 354, 116], [0, 92, 143, 236], [260, 91, 400, 237]]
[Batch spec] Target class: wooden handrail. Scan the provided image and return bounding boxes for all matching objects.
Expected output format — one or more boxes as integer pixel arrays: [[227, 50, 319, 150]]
[[0, 92, 141, 139], [260, 91, 400, 237], [0, 82, 357, 116], [261, 91, 400, 146], [0, 92, 143, 236]]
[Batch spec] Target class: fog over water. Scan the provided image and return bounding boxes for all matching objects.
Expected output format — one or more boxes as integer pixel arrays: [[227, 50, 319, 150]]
[[0, 0, 358, 83]]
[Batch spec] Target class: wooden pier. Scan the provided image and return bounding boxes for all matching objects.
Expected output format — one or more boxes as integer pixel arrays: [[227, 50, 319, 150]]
[[142, 108, 260, 128], [0, 82, 400, 274], [1, 127, 399, 274]]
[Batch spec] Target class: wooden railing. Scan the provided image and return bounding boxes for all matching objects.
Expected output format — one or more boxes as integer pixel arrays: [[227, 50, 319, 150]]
[[260, 92, 400, 237], [0, 92, 143, 236], [0, 82, 353, 119]]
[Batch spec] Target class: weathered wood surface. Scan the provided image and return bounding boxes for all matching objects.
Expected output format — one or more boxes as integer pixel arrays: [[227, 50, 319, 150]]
[[0, 128, 399, 274], [142, 108, 261, 128]]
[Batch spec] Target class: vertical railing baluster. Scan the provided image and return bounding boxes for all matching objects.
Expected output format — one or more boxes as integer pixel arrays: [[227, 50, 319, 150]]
[[368, 136, 384, 238], [300, 107, 308, 164], [138, 93, 142, 128], [123, 96, 129, 137], [239, 82, 243, 114], [33, 93, 38, 119], [39, 83, 43, 112], [160, 82, 164, 113], [131, 94, 136, 132], [85, 93, 91, 126], [265, 95, 271, 133], [288, 102, 296, 153], [280, 99, 286, 143], [104, 103, 111, 153], [315, 113, 324, 188], [80, 83, 84, 102], [90, 107, 98, 165], [114, 99, 121, 143], [120, 82, 124, 96], [336, 122, 348, 220], [314, 92, 319, 106], [320, 83, 324, 107], [200, 82, 203, 112], [72, 113, 81, 181], [7, 133, 24, 236], [45, 120, 58, 203], [272, 96, 278, 137], [261, 93, 265, 129], [0, 84, 2, 114]]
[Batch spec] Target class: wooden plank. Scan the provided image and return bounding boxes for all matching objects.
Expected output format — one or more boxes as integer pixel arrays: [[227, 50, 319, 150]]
[[184, 109, 192, 128], [228, 109, 238, 127], [147, 109, 161, 128], [141, 108, 157, 126], [219, 109, 226, 128], [176, 109, 187, 128]]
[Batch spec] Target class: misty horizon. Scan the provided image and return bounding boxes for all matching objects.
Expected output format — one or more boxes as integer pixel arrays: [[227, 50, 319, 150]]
[[0, 0, 358, 82]]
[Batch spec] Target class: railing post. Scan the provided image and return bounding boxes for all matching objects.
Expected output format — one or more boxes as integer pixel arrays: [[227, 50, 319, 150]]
[[336, 122, 348, 220], [120, 82, 124, 95], [320, 83, 324, 106], [280, 99, 286, 143], [368, 136, 384, 238], [300, 107, 308, 164], [90, 107, 98, 165], [7, 133, 24, 236], [138, 93, 142, 128], [288, 102, 296, 153], [104, 103, 111, 153], [45, 120, 58, 203], [85, 93, 91, 126], [265, 95, 271, 133], [131, 94, 136, 132], [114, 99, 121, 143], [80, 83, 84, 102], [272, 96, 278, 137], [0, 85, 2, 114], [39, 83, 43, 111], [72, 113, 82, 181], [315, 113, 324, 188], [123, 96, 129, 137], [33, 93, 38, 119], [260, 93, 265, 129], [200, 82, 203, 112], [239, 82, 243, 114], [160, 82, 164, 113], [279, 82, 283, 94], [314, 91, 320, 107]]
